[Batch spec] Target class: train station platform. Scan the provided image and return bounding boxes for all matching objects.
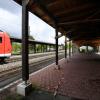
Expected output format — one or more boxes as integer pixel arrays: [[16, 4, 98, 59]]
[[0, 53, 100, 100], [28, 53, 100, 100]]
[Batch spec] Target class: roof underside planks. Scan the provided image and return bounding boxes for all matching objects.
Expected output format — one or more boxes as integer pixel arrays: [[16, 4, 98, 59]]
[[14, 0, 100, 46]]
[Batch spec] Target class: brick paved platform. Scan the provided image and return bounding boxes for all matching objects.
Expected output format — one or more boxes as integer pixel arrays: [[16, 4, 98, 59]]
[[29, 53, 100, 100]]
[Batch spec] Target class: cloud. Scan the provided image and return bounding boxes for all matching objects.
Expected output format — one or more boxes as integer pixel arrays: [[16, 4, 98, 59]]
[[0, 0, 21, 14], [0, 8, 21, 38], [0, 0, 65, 44], [29, 13, 47, 36], [29, 12, 56, 43]]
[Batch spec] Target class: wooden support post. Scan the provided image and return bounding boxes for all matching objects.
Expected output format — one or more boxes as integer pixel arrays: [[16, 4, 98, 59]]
[[36, 44, 37, 53], [86, 46, 88, 53], [41, 45, 42, 53], [71, 41, 72, 56], [17, 0, 32, 96], [46, 44, 48, 52], [43, 45, 45, 52], [55, 27, 58, 65], [49, 45, 50, 52], [55, 24, 60, 69], [34, 44, 36, 53], [65, 36, 67, 58], [22, 0, 29, 82], [69, 40, 71, 58], [49, 45, 51, 52], [72, 42, 74, 55]]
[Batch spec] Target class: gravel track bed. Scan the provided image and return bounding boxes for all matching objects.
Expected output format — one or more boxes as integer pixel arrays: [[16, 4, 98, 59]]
[[0, 52, 64, 73]]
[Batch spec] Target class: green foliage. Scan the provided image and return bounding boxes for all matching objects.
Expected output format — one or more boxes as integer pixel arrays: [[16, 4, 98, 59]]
[[36, 44, 42, 52], [12, 35, 35, 54], [11, 35, 59, 54], [29, 35, 35, 53], [65, 43, 72, 49], [68, 42, 72, 49], [12, 42, 21, 54]]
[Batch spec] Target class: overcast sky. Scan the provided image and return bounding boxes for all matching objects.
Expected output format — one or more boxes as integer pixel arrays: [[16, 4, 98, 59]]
[[0, 0, 65, 44]]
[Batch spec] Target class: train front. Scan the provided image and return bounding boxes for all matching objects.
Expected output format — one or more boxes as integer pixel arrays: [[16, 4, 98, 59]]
[[0, 30, 12, 61]]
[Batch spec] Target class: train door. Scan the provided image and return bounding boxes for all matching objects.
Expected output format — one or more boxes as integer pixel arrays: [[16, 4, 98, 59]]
[[0, 33, 4, 57], [4, 33, 12, 56]]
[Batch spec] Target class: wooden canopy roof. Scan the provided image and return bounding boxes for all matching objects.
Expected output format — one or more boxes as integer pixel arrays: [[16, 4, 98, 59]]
[[14, 0, 100, 46]]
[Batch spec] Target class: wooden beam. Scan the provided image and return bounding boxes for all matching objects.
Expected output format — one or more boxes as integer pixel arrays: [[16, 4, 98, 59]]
[[86, 9, 100, 20], [58, 19, 100, 26], [47, 0, 60, 7], [57, 7, 98, 23], [73, 36, 100, 41], [74, 39, 100, 46], [55, 3, 96, 16], [33, 0, 57, 22]]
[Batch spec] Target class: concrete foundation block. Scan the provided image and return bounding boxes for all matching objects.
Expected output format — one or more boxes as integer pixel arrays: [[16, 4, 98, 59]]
[[17, 82, 32, 96]]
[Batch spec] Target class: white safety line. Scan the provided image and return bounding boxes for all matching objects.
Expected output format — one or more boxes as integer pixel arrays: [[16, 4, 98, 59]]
[[0, 79, 22, 92], [0, 58, 65, 92]]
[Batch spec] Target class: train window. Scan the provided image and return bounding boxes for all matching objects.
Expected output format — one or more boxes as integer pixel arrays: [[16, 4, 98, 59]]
[[0, 37, 2, 43]]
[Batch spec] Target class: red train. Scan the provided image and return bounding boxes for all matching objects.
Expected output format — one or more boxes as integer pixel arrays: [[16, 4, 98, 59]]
[[0, 30, 12, 61]]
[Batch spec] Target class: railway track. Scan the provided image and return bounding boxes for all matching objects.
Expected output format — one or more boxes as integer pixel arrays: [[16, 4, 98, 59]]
[[0, 53, 64, 88], [0, 51, 64, 73], [5, 50, 64, 63], [0, 52, 64, 74]]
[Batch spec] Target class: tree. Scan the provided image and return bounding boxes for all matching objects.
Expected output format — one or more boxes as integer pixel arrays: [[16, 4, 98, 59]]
[[12, 42, 21, 54], [28, 35, 35, 53]]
